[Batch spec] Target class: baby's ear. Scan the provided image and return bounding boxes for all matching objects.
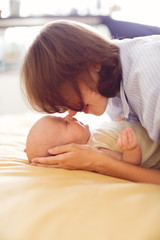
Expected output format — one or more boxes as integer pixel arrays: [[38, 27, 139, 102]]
[[24, 148, 26, 152]]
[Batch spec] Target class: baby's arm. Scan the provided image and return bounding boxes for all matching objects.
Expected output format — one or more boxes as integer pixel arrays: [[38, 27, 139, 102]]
[[117, 128, 142, 165]]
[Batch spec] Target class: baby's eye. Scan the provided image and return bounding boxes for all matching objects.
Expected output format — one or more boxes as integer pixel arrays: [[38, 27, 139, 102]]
[[64, 120, 69, 126]]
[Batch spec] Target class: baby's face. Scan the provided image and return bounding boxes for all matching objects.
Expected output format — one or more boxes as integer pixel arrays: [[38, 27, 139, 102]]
[[55, 115, 90, 145], [26, 114, 91, 161]]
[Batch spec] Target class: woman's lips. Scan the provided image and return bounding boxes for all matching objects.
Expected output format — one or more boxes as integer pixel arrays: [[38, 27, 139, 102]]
[[83, 105, 89, 113]]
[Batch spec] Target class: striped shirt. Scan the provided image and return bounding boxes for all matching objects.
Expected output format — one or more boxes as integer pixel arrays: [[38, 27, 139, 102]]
[[106, 35, 160, 143]]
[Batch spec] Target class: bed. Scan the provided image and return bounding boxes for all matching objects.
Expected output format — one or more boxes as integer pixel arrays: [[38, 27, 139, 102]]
[[0, 112, 160, 240]]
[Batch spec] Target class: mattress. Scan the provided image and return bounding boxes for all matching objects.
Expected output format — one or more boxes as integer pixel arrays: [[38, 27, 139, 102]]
[[0, 112, 160, 240]]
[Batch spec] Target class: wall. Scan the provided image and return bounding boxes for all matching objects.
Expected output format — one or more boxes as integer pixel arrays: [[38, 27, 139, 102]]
[[0, 69, 32, 115]]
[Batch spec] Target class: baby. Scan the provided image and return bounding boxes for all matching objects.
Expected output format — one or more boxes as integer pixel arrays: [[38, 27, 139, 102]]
[[26, 115, 142, 166]]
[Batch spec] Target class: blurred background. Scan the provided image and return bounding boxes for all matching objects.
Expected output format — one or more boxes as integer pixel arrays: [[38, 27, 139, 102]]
[[0, 0, 160, 115]]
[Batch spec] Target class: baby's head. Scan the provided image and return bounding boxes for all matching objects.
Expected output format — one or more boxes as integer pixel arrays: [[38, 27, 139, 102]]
[[26, 115, 90, 161]]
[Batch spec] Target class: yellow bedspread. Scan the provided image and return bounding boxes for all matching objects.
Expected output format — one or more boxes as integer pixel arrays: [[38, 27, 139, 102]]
[[0, 113, 160, 240]]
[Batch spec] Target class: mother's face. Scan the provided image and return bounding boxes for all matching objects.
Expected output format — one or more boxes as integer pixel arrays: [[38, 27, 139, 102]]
[[68, 67, 108, 116]]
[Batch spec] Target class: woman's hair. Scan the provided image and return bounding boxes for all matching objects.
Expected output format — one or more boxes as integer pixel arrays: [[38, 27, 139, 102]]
[[21, 20, 122, 113]]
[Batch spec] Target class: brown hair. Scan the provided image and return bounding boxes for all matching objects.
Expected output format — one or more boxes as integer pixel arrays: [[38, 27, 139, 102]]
[[21, 20, 122, 113]]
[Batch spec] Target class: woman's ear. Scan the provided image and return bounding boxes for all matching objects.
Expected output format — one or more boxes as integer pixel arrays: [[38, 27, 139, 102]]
[[93, 63, 101, 73]]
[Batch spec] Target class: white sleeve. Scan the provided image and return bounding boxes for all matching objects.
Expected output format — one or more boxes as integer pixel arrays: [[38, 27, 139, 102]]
[[106, 94, 124, 120]]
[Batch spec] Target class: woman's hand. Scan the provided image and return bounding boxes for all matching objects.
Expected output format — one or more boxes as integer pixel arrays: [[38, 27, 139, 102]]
[[30, 143, 99, 171], [30, 143, 160, 184]]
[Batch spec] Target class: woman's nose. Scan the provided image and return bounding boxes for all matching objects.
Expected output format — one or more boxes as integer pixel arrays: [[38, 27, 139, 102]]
[[68, 109, 77, 117]]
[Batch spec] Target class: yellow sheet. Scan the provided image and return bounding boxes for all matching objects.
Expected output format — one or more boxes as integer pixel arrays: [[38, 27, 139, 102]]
[[0, 113, 160, 240]]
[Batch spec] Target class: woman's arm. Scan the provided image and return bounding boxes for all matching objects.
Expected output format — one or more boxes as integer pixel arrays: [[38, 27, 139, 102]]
[[30, 143, 160, 185]]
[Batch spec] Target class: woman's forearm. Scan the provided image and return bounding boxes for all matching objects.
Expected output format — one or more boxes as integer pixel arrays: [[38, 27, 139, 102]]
[[92, 151, 160, 184], [32, 144, 160, 185]]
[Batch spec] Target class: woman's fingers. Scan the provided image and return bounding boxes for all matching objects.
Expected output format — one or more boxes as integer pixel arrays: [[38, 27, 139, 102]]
[[30, 162, 60, 168], [48, 143, 89, 155], [31, 144, 90, 165], [30, 143, 94, 170], [31, 154, 65, 165]]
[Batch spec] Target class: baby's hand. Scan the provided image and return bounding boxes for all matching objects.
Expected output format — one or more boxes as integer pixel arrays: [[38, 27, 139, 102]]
[[117, 128, 138, 151]]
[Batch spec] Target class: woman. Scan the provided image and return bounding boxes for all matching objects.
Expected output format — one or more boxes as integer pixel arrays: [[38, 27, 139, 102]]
[[21, 20, 160, 184]]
